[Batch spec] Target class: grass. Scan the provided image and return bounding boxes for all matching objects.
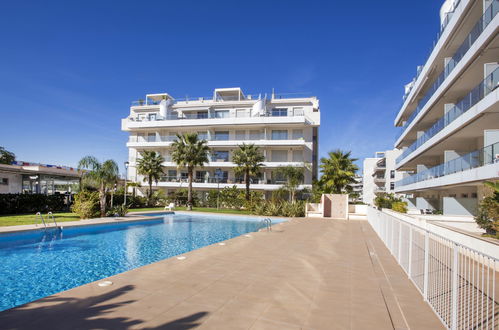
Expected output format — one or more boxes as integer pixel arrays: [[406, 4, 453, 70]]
[[0, 207, 253, 227], [0, 212, 81, 227], [129, 206, 252, 215]]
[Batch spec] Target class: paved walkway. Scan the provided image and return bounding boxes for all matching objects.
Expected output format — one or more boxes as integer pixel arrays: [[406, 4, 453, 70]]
[[0, 218, 443, 329]]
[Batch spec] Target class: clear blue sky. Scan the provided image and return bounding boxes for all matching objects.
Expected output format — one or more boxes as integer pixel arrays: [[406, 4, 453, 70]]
[[0, 0, 443, 174]]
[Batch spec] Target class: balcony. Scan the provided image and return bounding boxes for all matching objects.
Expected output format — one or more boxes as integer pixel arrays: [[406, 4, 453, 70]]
[[396, 67, 499, 165], [396, 141, 499, 188], [374, 187, 387, 193], [396, 1, 499, 140], [373, 177, 386, 184], [127, 136, 307, 147]]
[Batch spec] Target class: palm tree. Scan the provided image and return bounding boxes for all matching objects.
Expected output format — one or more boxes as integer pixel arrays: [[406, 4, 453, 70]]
[[319, 150, 358, 194], [171, 133, 210, 210], [136, 151, 164, 204], [232, 144, 265, 201], [276, 166, 304, 202], [78, 156, 119, 217], [0, 146, 15, 164], [127, 181, 142, 198]]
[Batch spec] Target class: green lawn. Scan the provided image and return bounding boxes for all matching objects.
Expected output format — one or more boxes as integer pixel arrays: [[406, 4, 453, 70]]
[[0, 207, 253, 227], [0, 212, 81, 227], [129, 206, 252, 215]]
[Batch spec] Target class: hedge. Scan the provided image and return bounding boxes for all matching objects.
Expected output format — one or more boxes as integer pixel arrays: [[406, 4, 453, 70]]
[[0, 194, 68, 215]]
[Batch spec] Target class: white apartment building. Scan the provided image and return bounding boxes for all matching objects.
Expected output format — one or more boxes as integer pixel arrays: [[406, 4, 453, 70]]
[[393, 0, 499, 215], [362, 149, 404, 205], [122, 87, 320, 197]]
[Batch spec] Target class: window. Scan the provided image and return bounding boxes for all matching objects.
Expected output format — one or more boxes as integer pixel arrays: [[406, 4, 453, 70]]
[[236, 109, 249, 118], [271, 130, 288, 140], [0, 178, 8, 185], [390, 170, 395, 179], [180, 172, 188, 180], [249, 130, 261, 140], [271, 108, 287, 117], [147, 133, 156, 142], [292, 150, 303, 162], [214, 131, 229, 141], [148, 113, 157, 121], [471, 193, 478, 198], [293, 107, 304, 116], [196, 171, 207, 182], [390, 182, 395, 190], [271, 150, 288, 162], [197, 131, 208, 140], [214, 169, 228, 183], [292, 129, 303, 139], [196, 111, 208, 119], [214, 110, 230, 118], [235, 130, 246, 140], [167, 170, 177, 179], [212, 151, 229, 162]]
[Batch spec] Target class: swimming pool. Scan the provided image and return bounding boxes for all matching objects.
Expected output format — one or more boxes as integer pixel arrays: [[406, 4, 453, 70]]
[[0, 212, 275, 312]]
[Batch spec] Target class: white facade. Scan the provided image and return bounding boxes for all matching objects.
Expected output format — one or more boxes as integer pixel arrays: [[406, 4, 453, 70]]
[[122, 88, 320, 196], [393, 0, 499, 215], [362, 150, 405, 206]]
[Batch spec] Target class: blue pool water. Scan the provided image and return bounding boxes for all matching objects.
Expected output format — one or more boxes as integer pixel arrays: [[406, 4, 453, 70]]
[[0, 212, 273, 312]]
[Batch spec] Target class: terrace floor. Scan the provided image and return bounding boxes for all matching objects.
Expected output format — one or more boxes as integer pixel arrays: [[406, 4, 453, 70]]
[[0, 218, 444, 330]]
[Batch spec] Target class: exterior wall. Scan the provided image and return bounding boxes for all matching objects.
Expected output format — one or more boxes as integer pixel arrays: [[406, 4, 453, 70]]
[[123, 88, 320, 195], [392, 1, 499, 216], [362, 158, 378, 205], [0, 172, 22, 193]]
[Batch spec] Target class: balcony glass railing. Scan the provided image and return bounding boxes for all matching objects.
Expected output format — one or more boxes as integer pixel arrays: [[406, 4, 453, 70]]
[[157, 176, 286, 185], [396, 141, 499, 188], [396, 0, 499, 140], [396, 67, 499, 164], [128, 110, 305, 122], [402, 0, 462, 102], [128, 135, 306, 143]]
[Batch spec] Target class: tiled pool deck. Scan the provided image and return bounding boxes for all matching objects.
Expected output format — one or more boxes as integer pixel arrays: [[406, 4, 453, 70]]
[[0, 217, 443, 329]]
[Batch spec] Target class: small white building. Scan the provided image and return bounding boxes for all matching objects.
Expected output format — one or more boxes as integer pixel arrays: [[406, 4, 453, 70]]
[[122, 87, 321, 197], [0, 161, 81, 195]]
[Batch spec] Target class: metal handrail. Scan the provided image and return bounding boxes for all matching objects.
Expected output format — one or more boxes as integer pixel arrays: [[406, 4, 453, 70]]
[[47, 212, 58, 227], [261, 218, 272, 231], [35, 212, 47, 228]]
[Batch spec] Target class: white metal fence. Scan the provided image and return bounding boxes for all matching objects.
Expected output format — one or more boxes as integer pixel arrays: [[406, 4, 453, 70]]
[[367, 207, 499, 330]]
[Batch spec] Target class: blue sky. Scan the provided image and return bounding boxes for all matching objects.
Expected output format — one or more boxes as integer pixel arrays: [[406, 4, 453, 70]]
[[0, 0, 443, 174]]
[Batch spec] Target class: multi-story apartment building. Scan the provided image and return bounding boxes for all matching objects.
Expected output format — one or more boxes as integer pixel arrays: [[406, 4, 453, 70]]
[[350, 175, 363, 202], [362, 149, 404, 205], [122, 87, 320, 198], [393, 0, 499, 215]]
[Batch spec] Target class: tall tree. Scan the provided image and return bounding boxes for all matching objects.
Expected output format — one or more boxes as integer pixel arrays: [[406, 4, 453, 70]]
[[171, 133, 210, 210], [319, 150, 358, 194], [232, 144, 265, 201], [276, 166, 304, 202], [78, 156, 119, 217], [0, 146, 15, 164], [136, 151, 164, 204]]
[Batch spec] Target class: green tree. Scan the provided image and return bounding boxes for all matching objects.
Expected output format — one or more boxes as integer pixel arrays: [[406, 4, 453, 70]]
[[136, 151, 164, 205], [171, 133, 210, 210], [78, 156, 119, 217], [232, 144, 265, 201], [0, 146, 15, 164], [276, 166, 304, 202], [319, 150, 358, 194], [127, 181, 142, 198]]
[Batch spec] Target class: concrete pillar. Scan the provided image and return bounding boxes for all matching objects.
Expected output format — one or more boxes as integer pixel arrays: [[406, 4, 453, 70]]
[[416, 164, 428, 173], [484, 0, 493, 13], [444, 150, 460, 162], [417, 131, 425, 139]]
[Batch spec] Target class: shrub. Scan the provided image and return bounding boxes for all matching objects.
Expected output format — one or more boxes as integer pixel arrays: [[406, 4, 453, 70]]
[[71, 191, 100, 219], [0, 194, 67, 215], [219, 186, 245, 209], [391, 201, 408, 214], [252, 200, 305, 217], [106, 204, 129, 217], [166, 189, 199, 207], [475, 194, 499, 235]]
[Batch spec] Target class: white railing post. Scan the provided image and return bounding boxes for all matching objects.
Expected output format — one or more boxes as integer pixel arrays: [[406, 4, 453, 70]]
[[451, 243, 459, 330], [423, 231, 429, 301], [398, 222, 403, 262], [408, 227, 413, 278]]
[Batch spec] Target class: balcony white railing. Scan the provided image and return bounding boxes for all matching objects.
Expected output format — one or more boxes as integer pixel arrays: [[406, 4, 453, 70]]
[[396, 141, 499, 188], [397, 67, 499, 165], [368, 208, 498, 330], [396, 0, 499, 140], [157, 176, 289, 185]]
